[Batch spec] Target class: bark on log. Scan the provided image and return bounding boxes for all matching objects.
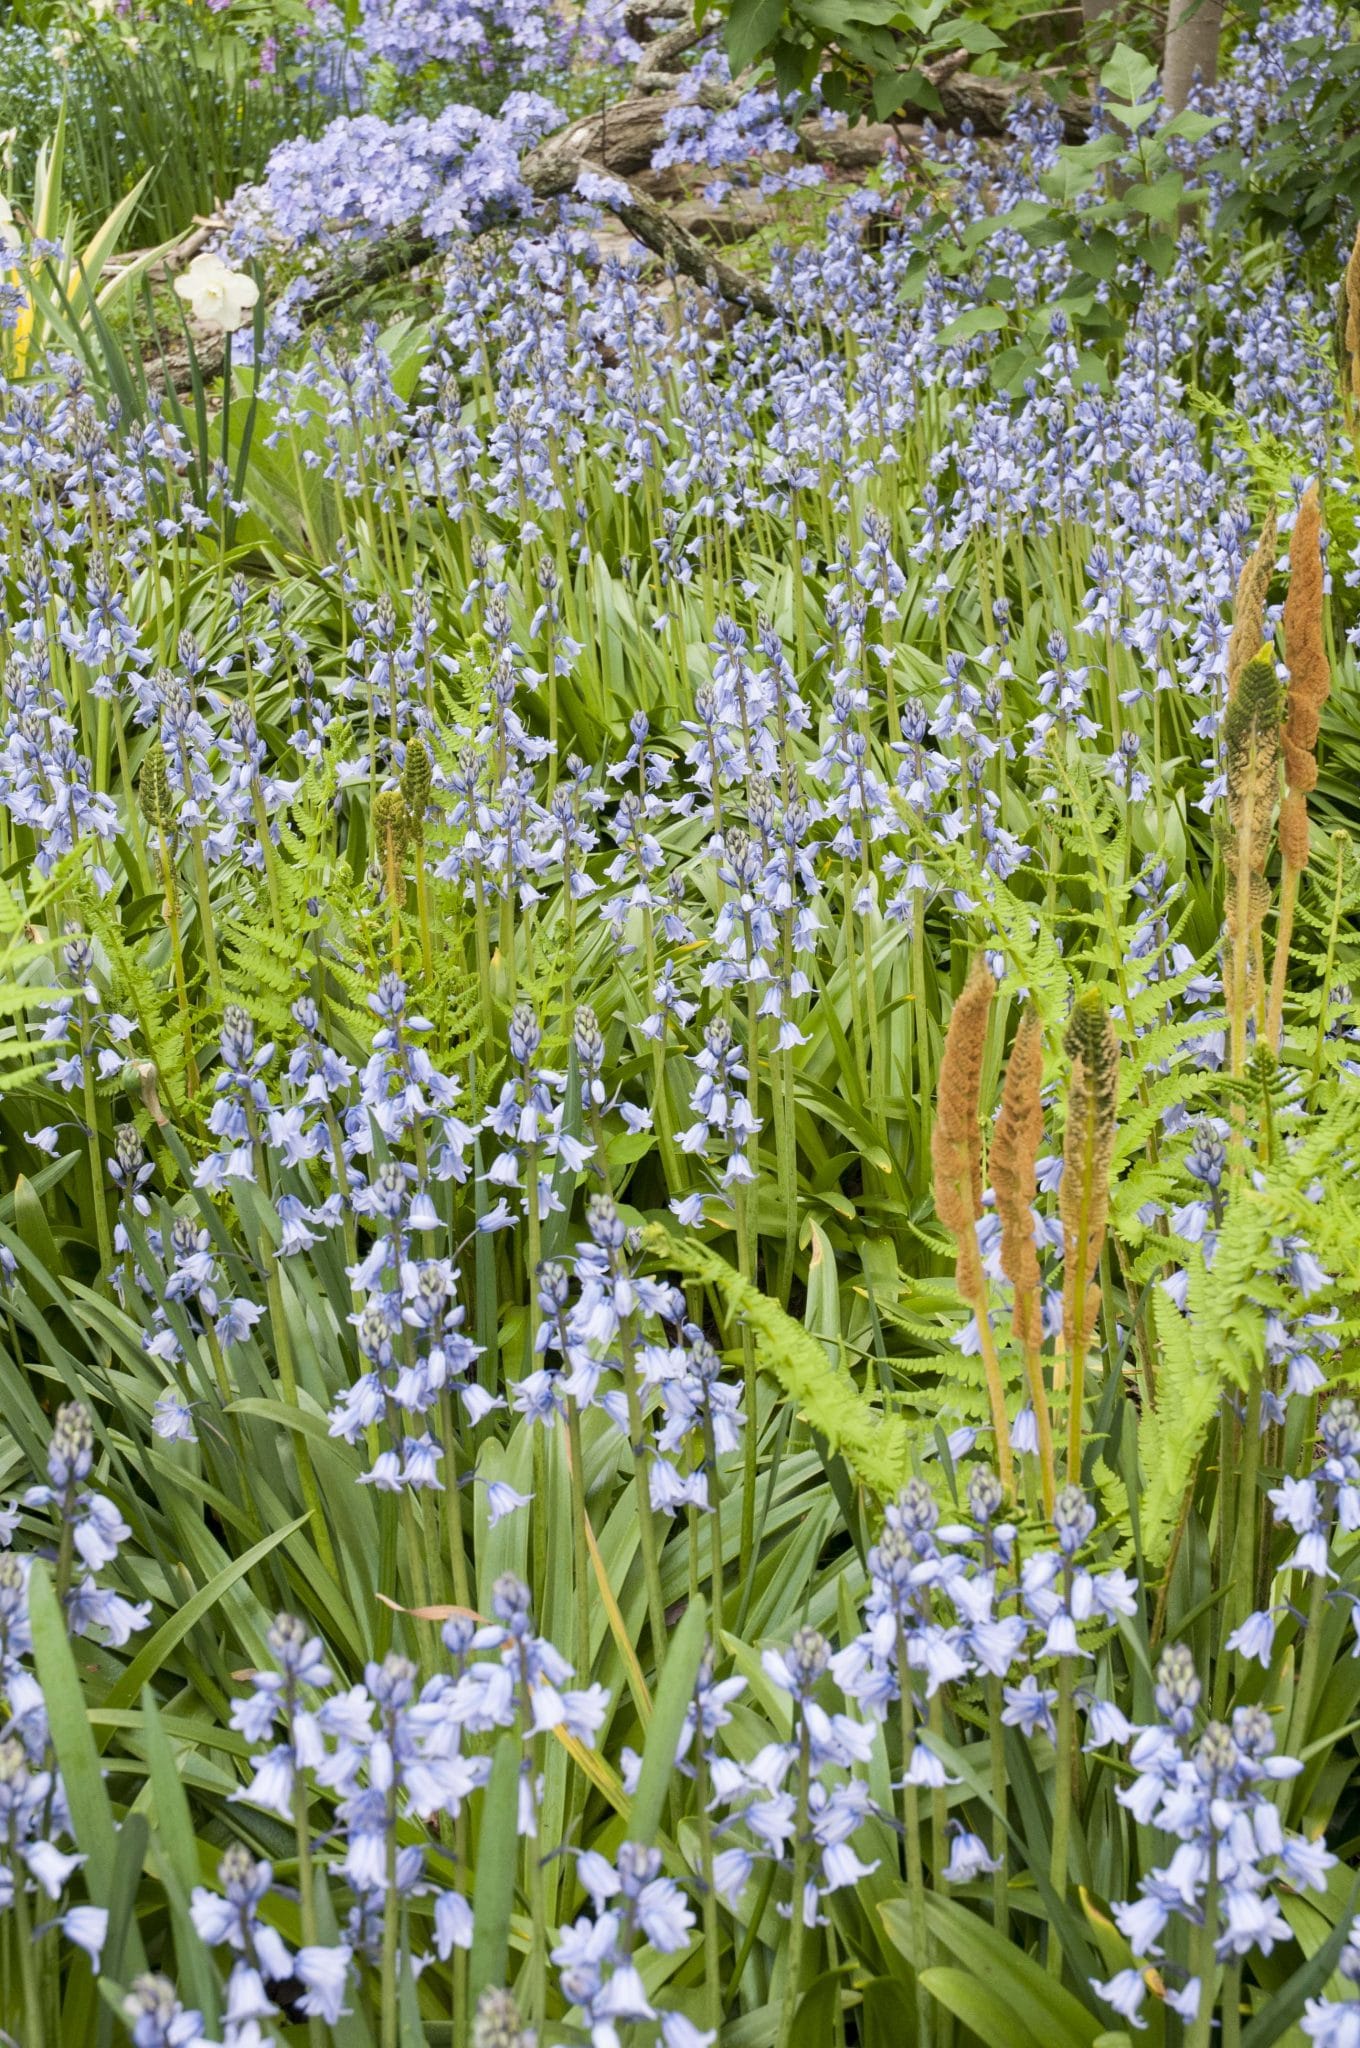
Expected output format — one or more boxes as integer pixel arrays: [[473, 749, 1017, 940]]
[[522, 94, 686, 184], [623, 0, 686, 39], [634, 14, 719, 92], [530, 67, 1090, 184], [522, 144, 779, 316], [934, 68, 1089, 144], [149, 229, 435, 392]]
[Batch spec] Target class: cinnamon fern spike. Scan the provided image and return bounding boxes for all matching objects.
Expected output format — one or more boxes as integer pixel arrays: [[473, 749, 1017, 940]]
[[1343, 218, 1360, 434], [1223, 650, 1282, 1078], [992, 1004, 1055, 1514], [931, 957, 1015, 1495], [1059, 989, 1119, 1477], [1268, 484, 1331, 1046]]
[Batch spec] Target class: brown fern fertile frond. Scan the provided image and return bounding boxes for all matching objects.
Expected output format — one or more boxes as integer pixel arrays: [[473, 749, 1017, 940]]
[[1345, 220, 1360, 413], [1281, 483, 1330, 823], [932, 955, 1015, 1495], [993, 1005, 1044, 1352], [1278, 790, 1311, 873], [931, 957, 994, 1286], [1060, 989, 1120, 1375], [994, 1003, 1055, 1512], [1226, 509, 1277, 699]]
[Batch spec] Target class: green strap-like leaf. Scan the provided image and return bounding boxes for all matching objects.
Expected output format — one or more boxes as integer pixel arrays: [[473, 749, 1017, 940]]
[[30, 1562, 117, 1893], [30, 1563, 147, 1975], [630, 1595, 706, 1847], [469, 1733, 521, 2004], [100, 1512, 308, 1725]]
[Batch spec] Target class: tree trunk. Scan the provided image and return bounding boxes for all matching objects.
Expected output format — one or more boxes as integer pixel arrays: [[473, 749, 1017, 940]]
[[1162, 0, 1225, 110]]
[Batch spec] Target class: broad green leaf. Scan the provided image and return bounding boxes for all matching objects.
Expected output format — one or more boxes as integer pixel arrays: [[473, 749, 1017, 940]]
[[725, 0, 783, 73], [873, 68, 941, 119], [1126, 174, 1186, 222], [1099, 42, 1159, 114], [920, 1968, 1046, 2048], [139, 1688, 221, 2024], [93, 1813, 149, 2048], [1071, 229, 1122, 280], [884, 1895, 1101, 2047], [940, 304, 1010, 343], [1243, 1874, 1360, 2045], [30, 1562, 117, 1893], [12, 1174, 67, 1309]]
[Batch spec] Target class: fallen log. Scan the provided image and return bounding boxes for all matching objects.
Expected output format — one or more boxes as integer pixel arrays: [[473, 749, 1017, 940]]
[[935, 67, 1089, 144], [502, 67, 1090, 190], [147, 65, 1088, 392]]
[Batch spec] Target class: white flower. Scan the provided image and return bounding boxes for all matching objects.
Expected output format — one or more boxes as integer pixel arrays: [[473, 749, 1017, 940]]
[[1092, 1967, 1148, 2027], [60, 1905, 108, 1967], [173, 253, 259, 335]]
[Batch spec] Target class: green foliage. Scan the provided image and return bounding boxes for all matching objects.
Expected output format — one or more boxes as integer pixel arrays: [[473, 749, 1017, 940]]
[[7, 23, 1360, 2040], [953, 45, 1217, 383], [648, 1225, 913, 1498], [1208, 30, 1360, 243], [8, 8, 327, 243], [721, 0, 1001, 120]]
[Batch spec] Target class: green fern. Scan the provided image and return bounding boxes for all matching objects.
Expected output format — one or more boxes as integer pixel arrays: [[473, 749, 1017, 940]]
[[648, 1224, 913, 1500], [1136, 1085, 1360, 1564]]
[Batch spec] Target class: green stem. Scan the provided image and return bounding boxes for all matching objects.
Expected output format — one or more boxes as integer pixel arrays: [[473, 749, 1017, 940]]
[[1223, 1379, 1262, 1705], [566, 1399, 592, 1679], [294, 1778, 325, 2048], [1284, 1570, 1330, 1804], [985, 1675, 1008, 1944], [1222, 1960, 1242, 2048], [1047, 1656, 1076, 1979], [381, 1790, 398, 2048], [261, 1254, 338, 1583], [10, 1847, 44, 2048], [1187, 1834, 1218, 2048], [695, 1737, 723, 2034], [775, 1715, 813, 2048], [622, 1312, 668, 1668], [79, 1004, 114, 1280], [897, 1620, 932, 2048]]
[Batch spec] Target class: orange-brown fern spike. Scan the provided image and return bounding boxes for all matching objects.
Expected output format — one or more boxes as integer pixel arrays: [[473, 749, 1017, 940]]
[[1344, 222, 1360, 432], [1223, 651, 1281, 1078], [1268, 485, 1331, 1046], [931, 958, 1015, 1496], [992, 1005, 1055, 1513]]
